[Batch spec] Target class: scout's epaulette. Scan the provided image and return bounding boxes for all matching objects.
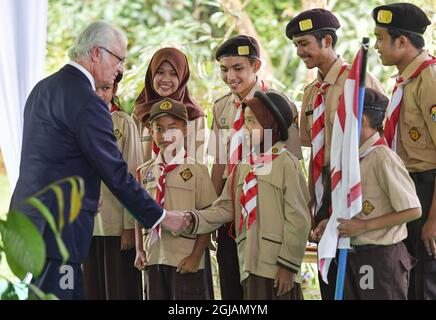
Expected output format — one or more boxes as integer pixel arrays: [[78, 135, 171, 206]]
[[135, 159, 156, 183], [213, 92, 232, 106], [303, 78, 318, 92]]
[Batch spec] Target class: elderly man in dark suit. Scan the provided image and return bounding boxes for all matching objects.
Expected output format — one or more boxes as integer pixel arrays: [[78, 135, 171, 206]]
[[9, 21, 188, 299]]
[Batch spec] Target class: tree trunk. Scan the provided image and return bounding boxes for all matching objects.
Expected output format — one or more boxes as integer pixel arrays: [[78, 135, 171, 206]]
[[221, 0, 275, 82]]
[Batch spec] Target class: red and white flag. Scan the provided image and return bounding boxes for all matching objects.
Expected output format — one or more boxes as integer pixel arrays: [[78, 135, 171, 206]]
[[318, 49, 364, 283]]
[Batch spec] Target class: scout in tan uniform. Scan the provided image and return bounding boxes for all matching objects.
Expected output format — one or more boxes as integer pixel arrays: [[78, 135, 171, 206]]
[[133, 98, 217, 300], [285, 8, 384, 299], [210, 35, 303, 300], [372, 3, 436, 300], [83, 73, 143, 300], [132, 47, 206, 163], [188, 91, 311, 300], [323, 88, 421, 299]]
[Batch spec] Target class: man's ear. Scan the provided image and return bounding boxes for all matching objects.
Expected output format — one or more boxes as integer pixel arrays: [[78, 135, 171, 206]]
[[323, 34, 333, 49], [90, 46, 101, 63], [397, 35, 409, 49], [361, 113, 370, 128], [253, 59, 262, 73]]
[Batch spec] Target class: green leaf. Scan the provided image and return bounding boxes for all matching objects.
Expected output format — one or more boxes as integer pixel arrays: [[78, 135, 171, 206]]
[[50, 185, 64, 230], [28, 284, 59, 300], [68, 177, 83, 224], [0, 282, 20, 300], [25, 198, 69, 263], [2, 211, 45, 280]]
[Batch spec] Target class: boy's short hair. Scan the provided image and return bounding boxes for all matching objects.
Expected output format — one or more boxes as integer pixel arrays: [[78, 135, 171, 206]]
[[148, 98, 188, 124], [363, 88, 389, 130]]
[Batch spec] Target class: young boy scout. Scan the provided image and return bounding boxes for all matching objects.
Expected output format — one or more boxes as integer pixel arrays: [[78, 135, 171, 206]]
[[83, 74, 142, 300], [189, 90, 311, 300], [285, 8, 384, 299], [371, 2, 436, 300], [335, 88, 421, 299], [134, 98, 217, 300], [210, 35, 303, 300]]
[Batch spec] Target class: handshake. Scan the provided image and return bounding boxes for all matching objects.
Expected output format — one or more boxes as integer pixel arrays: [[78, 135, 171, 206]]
[[160, 210, 194, 235]]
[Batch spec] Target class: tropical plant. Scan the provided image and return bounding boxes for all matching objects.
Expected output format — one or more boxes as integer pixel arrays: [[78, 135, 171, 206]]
[[0, 177, 84, 300]]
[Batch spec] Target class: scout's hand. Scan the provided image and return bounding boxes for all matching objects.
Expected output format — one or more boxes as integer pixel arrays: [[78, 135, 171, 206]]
[[134, 250, 147, 271], [421, 216, 436, 258], [121, 229, 135, 251], [161, 210, 190, 234], [177, 254, 201, 274], [312, 219, 329, 242], [337, 217, 366, 238], [274, 267, 295, 296]]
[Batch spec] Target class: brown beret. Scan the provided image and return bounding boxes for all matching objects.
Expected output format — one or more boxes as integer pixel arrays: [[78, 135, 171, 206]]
[[285, 8, 340, 39], [215, 35, 260, 61], [372, 3, 431, 36], [363, 88, 389, 113], [149, 97, 188, 123]]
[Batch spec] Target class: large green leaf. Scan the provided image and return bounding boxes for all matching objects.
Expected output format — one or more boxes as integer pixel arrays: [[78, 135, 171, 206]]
[[25, 198, 69, 263], [67, 177, 83, 224], [1, 211, 45, 280], [49, 185, 64, 231]]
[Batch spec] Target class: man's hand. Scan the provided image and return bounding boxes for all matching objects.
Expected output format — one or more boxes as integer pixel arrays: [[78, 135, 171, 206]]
[[120, 229, 135, 251], [134, 250, 147, 271], [161, 210, 191, 235], [176, 254, 201, 274], [274, 267, 295, 296], [337, 217, 367, 238], [311, 218, 328, 242], [422, 216, 436, 258]]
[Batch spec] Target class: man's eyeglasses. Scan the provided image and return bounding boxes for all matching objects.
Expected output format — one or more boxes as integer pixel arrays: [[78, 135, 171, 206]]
[[99, 47, 126, 65]]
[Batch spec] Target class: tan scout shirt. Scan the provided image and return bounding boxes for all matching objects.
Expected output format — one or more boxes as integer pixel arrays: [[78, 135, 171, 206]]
[[137, 154, 217, 269], [300, 56, 385, 166], [209, 78, 303, 180], [93, 110, 143, 236], [395, 51, 436, 172], [190, 141, 310, 282], [352, 133, 421, 246]]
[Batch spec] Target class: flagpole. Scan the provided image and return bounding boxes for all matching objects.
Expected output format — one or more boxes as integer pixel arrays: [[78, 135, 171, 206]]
[[334, 37, 370, 300]]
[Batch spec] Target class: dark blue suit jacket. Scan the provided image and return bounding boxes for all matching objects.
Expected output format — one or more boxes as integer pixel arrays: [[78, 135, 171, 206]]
[[10, 64, 163, 263]]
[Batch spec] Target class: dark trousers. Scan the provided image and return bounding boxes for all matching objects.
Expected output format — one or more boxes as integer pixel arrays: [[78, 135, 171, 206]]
[[216, 222, 243, 300], [405, 171, 436, 300], [345, 242, 414, 300], [82, 236, 142, 300], [242, 273, 303, 300], [31, 259, 84, 300], [204, 248, 215, 300], [145, 264, 208, 300]]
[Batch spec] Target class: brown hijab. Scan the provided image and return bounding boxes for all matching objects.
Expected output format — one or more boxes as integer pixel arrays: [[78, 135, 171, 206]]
[[133, 47, 204, 123]]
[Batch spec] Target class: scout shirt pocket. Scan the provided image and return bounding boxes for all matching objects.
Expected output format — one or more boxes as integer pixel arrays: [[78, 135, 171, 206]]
[[260, 232, 283, 264], [402, 107, 428, 149]]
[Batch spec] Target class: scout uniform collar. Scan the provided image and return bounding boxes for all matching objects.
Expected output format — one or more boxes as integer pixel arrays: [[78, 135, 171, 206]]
[[232, 77, 266, 105], [243, 141, 287, 162], [359, 132, 382, 155], [316, 56, 348, 85], [155, 147, 187, 165], [397, 51, 434, 82]]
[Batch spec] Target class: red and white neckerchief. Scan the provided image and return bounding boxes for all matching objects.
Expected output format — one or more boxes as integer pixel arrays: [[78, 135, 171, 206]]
[[109, 102, 118, 114], [150, 152, 186, 245], [359, 136, 387, 161], [238, 146, 286, 233], [312, 64, 348, 216], [384, 57, 436, 151], [151, 141, 160, 160], [228, 81, 267, 175]]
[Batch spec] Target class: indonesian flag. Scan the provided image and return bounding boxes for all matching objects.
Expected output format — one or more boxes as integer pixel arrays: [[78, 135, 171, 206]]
[[318, 49, 364, 283]]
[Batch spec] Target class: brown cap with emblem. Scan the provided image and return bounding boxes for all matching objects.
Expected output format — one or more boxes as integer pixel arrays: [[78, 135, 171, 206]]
[[372, 3, 431, 35], [285, 8, 340, 40], [363, 88, 389, 113], [215, 35, 260, 61], [149, 97, 188, 123]]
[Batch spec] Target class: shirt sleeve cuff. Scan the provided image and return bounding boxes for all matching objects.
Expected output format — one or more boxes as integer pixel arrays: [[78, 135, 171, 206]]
[[152, 209, 166, 229]]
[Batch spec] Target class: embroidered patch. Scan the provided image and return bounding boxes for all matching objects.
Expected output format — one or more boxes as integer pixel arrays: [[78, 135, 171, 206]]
[[180, 168, 193, 182], [299, 19, 313, 32], [431, 105, 436, 122], [305, 104, 313, 116], [362, 200, 375, 215], [238, 46, 249, 55], [272, 147, 279, 154], [220, 117, 227, 126], [114, 129, 123, 140], [142, 176, 155, 184], [160, 100, 172, 110], [377, 10, 392, 24], [409, 127, 421, 142]]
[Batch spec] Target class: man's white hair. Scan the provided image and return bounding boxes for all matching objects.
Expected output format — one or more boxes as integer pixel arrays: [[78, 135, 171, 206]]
[[68, 21, 127, 60]]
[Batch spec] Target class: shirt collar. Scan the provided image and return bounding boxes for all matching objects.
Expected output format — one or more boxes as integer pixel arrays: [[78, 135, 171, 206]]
[[398, 51, 432, 81], [317, 56, 347, 85], [68, 61, 96, 91], [359, 132, 381, 155], [233, 77, 264, 104]]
